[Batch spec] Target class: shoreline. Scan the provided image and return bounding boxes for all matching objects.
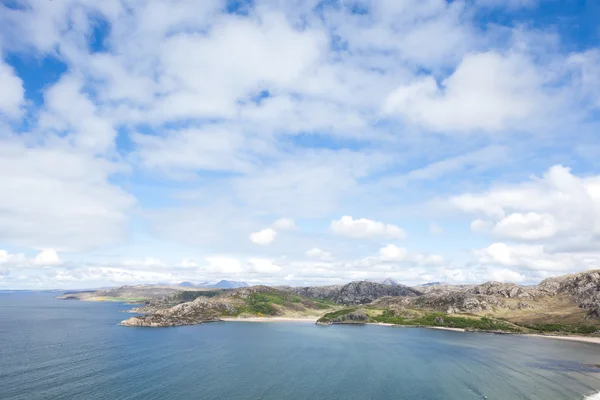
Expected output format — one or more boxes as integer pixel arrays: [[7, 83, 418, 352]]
[[523, 333, 600, 345], [221, 317, 318, 323]]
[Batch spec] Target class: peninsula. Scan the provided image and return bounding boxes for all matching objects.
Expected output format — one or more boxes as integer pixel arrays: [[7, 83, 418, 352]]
[[58, 270, 600, 339]]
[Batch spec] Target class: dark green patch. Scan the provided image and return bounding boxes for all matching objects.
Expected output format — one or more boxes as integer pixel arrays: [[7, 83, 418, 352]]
[[524, 323, 599, 335]]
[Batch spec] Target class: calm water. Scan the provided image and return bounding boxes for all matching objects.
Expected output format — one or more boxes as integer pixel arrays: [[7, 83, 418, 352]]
[[1, 294, 600, 400]]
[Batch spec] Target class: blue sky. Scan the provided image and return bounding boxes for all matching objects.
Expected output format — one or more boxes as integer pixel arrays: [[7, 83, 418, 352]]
[[1, 0, 600, 289]]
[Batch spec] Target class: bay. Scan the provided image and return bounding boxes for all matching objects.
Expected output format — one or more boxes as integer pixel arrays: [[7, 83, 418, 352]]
[[1, 293, 600, 400]]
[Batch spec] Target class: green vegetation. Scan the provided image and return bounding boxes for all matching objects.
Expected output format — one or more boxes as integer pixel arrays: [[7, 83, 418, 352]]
[[372, 310, 522, 332], [312, 298, 337, 309], [523, 323, 599, 335], [318, 308, 359, 322], [175, 290, 223, 302], [240, 293, 281, 315], [237, 291, 336, 316], [318, 307, 600, 335], [318, 308, 523, 332]]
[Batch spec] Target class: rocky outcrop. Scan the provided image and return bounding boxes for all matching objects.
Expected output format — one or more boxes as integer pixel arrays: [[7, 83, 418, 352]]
[[316, 309, 370, 325], [289, 281, 422, 305], [538, 270, 600, 318], [333, 281, 422, 305], [121, 297, 240, 327], [284, 285, 343, 301], [412, 292, 502, 314], [468, 282, 534, 299]]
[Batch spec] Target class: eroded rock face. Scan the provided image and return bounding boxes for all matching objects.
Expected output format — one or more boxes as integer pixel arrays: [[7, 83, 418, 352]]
[[334, 281, 422, 305], [318, 309, 370, 325], [121, 297, 239, 327], [468, 282, 533, 299], [538, 270, 600, 317], [413, 292, 501, 314], [289, 281, 422, 305]]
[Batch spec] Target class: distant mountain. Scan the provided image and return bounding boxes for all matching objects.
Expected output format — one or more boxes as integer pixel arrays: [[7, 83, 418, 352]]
[[381, 278, 399, 286], [175, 280, 249, 289], [178, 281, 200, 287], [211, 280, 249, 289], [420, 282, 449, 286]]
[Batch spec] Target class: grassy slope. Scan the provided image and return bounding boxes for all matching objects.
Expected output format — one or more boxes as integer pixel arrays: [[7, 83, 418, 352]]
[[318, 307, 600, 335], [234, 291, 337, 317]]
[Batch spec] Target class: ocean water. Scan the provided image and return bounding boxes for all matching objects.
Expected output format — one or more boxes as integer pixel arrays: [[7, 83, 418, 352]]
[[1, 294, 600, 400]]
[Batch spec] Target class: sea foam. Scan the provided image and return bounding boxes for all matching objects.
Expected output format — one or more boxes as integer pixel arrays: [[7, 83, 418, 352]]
[[584, 392, 600, 400]]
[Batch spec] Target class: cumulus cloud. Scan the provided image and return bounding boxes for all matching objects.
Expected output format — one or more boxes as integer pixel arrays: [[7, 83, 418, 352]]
[[473, 242, 600, 274], [453, 165, 600, 248], [379, 244, 408, 261], [0, 138, 135, 252], [384, 52, 545, 133], [0, 1, 599, 289], [33, 249, 62, 266], [0, 60, 24, 118], [331, 216, 406, 240], [249, 218, 296, 246], [249, 228, 277, 245]]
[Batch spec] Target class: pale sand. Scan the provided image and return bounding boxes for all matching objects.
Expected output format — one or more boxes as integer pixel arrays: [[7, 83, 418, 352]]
[[222, 317, 600, 344], [427, 326, 466, 332], [524, 334, 600, 345], [221, 317, 318, 323]]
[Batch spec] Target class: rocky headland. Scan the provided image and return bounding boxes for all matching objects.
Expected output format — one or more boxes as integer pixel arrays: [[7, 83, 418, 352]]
[[58, 270, 600, 337]]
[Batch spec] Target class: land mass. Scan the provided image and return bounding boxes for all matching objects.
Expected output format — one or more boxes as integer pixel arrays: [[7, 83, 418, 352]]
[[57, 270, 600, 338]]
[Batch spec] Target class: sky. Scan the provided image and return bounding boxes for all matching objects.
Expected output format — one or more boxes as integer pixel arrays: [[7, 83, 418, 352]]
[[1, 0, 600, 289]]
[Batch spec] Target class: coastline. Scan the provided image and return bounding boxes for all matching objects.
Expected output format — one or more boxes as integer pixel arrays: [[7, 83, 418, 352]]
[[221, 317, 318, 323], [524, 333, 600, 345]]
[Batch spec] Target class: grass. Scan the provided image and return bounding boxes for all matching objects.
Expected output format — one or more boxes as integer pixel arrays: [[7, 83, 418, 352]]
[[318, 308, 359, 322], [318, 307, 600, 335], [237, 292, 336, 316], [174, 291, 222, 302], [318, 308, 523, 332], [523, 323, 600, 335], [373, 310, 522, 331]]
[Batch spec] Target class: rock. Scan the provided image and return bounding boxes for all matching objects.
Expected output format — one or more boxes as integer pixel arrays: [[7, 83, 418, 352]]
[[290, 281, 422, 305], [320, 309, 370, 324]]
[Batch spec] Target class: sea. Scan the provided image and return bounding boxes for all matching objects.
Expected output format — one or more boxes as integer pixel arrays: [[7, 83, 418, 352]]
[[1, 293, 600, 400]]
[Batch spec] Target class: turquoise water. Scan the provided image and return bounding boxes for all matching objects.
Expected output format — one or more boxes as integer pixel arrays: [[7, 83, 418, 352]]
[[1, 294, 600, 400]]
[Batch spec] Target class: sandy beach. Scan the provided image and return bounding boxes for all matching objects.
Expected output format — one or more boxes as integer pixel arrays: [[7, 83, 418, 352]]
[[524, 334, 600, 345]]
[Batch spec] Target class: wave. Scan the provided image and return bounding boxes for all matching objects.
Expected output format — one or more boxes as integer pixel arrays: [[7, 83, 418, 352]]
[[584, 392, 600, 399]]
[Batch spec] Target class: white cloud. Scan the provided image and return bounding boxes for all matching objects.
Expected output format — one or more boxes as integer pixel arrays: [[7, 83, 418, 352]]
[[305, 247, 332, 261], [331, 216, 406, 240], [40, 74, 116, 153], [493, 212, 558, 240], [249, 228, 277, 245], [0, 137, 135, 252], [473, 242, 600, 274], [383, 51, 545, 132], [488, 268, 525, 283], [33, 249, 62, 266], [379, 244, 408, 261], [0, 1, 599, 289], [453, 165, 600, 247], [247, 258, 282, 274], [0, 60, 24, 118]]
